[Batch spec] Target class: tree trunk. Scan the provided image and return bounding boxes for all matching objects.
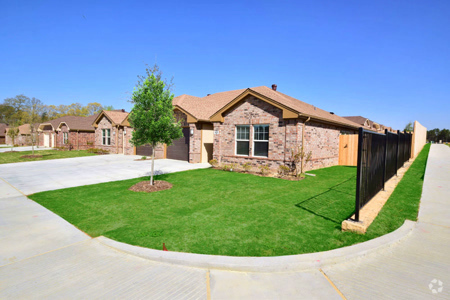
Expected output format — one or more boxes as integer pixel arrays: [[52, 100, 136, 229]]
[[150, 146, 155, 185]]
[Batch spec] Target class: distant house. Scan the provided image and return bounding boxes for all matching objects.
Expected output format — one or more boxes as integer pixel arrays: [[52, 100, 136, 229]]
[[5, 124, 38, 146], [0, 123, 7, 144], [343, 116, 395, 133], [38, 115, 97, 149]]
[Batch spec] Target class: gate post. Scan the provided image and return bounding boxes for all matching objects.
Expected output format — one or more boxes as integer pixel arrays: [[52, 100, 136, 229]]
[[383, 129, 388, 191], [355, 127, 364, 222]]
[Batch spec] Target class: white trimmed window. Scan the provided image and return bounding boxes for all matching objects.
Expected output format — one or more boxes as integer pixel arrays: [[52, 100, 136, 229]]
[[63, 132, 69, 144], [236, 125, 250, 156], [102, 129, 111, 145], [253, 125, 269, 157]]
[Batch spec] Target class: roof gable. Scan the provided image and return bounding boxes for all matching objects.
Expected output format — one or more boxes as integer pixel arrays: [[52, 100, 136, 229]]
[[92, 110, 129, 127], [210, 89, 298, 122]]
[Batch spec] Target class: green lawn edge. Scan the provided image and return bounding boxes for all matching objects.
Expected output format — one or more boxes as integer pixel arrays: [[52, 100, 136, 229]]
[[28, 144, 430, 256], [0, 150, 96, 164]]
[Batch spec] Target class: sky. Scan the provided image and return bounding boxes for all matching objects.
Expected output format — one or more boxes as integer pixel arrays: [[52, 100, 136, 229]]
[[1, 0, 449, 130]]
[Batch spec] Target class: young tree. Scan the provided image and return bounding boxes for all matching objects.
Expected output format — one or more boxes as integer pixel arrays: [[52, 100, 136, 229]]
[[129, 67, 182, 185], [27, 97, 44, 155], [7, 127, 19, 151]]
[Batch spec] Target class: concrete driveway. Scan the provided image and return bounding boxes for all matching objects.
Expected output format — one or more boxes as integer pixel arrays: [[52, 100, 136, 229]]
[[0, 155, 210, 195], [0, 146, 53, 153]]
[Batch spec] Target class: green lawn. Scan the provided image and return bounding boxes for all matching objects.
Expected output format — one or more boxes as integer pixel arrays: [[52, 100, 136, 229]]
[[29, 144, 430, 256], [0, 150, 96, 164]]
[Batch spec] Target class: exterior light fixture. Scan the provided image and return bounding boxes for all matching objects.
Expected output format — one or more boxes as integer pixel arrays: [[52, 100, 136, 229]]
[[190, 128, 194, 135]]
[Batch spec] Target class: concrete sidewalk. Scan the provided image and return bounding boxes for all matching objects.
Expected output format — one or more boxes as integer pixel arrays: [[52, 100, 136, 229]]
[[0, 145, 448, 299]]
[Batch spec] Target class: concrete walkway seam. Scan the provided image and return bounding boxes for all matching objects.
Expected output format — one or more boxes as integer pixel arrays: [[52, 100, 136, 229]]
[[96, 220, 416, 273]]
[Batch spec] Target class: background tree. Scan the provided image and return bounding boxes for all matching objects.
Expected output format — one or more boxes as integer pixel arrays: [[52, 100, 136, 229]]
[[84, 102, 104, 116], [404, 122, 413, 132], [7, 126, 19, 151], [129, 67, 182, 185], [103, 105, 115, 111], [3, 95, 30, 125], [0, 103, 15, 124], [438, 129, 450, 143], [427, 128, 449, 143]]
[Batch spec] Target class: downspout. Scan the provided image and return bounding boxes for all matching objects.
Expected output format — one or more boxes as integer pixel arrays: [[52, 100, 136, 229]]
[[115, 125, 119, 154], [301, 116, 311, 174], [123, 127, 125, 154], [77, 130, 79, 150]]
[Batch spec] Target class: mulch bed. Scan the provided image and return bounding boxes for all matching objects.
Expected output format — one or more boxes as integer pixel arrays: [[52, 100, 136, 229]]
[[20, 155, 43, 159], [211, 167, 304, 181], [128, 180, 173, 193]]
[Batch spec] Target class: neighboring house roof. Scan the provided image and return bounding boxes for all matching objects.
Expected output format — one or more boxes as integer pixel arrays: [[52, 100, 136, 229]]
[[343, 116, 371, 127], [92, 110, 129, 127], [39, 115, 98, 132], [174, 86, 362, 129], [39, 116, 69, 131], [56, 115, 98, 131], [0, 123, 8, 136], [343, 116, 391, 132]]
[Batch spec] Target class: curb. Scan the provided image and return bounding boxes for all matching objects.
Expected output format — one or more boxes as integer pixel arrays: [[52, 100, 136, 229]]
[[96, 220, 416, 273]]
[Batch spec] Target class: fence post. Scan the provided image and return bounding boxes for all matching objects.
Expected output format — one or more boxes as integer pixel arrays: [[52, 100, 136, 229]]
[[396, 130, 400, 176], [355, 127, 364, 222], [383, 129, 388, 191]]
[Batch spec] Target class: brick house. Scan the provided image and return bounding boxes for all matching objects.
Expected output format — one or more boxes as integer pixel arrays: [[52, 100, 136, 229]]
[[171, 85, 362, 171], [94, 85, 363, 173], [92, 109, 188, 158], [0, 123, 7, 144], [92, 110, 140, 155], [37, 115, 97, 149]]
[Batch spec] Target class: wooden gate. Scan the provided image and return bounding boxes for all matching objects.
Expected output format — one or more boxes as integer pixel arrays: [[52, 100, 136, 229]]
[[339, 134, 358, 166]]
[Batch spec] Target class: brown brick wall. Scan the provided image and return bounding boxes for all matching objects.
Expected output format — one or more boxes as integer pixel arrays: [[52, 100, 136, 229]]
[[55, 125, 95, 150], [95, 116, 121, 154], [189, 123, 201, 163], [212, 95, 292, 171]]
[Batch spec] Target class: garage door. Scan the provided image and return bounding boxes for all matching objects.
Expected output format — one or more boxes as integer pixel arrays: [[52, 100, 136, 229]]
[[166, 127, 190, 161], [136, 144, 153, 156]]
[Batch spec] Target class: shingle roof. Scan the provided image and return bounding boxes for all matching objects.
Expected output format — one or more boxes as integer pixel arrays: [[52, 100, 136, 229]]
[[173, 86, 362, 128], [103, 110, 129, 125], [40, 115, 98, 131], [343, 116, 370, 127], [56, 114, 98, 131]]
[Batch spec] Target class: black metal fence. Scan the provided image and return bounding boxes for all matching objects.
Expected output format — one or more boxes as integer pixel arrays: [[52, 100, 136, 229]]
[[354, 128, 412, 221]]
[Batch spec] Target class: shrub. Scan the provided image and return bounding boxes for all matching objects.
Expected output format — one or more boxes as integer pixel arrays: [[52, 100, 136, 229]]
[[242, 162, 252, 172], [221, 164, 231, 171], [209, 159, 218, 167], [141, 156, 147, 160], [259, 165, 270, 175], [278, 165, 290, 176], [229, 163, 236, 171], [87, 148, 109, 154], [86, 141, 94, 146]]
